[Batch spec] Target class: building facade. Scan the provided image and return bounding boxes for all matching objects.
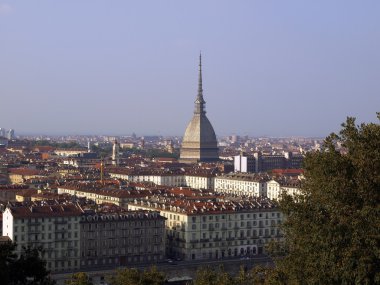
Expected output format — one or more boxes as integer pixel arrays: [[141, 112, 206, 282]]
[[2, 203, 82, 272], [214, 173, 267, 197], [128, 197, 283, 261], [2, 201, 166, 272], [80, 209, 165, 269]]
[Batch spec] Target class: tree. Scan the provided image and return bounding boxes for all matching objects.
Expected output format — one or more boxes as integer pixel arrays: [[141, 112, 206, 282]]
[[140, 266, 166, 285], [193, 266, 233, 285], [108, 268, 141, 285], [108, 266, 166, 285], [0, 243, 55, 285], [272, 114, 380, 284], [0, 242, 17, 285], [10, 245, 55, 285], [65, 273, 93, 285]]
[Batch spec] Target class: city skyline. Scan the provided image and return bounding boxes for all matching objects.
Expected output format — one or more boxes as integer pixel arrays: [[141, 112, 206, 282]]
[[1, 1, 379, 137]]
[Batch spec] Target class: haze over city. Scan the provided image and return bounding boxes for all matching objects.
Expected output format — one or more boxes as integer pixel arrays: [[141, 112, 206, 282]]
[[1, 1, 379, 137]]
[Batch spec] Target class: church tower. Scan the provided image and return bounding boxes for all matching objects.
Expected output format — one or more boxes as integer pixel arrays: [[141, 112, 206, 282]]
[[179, 54, 219, 163]]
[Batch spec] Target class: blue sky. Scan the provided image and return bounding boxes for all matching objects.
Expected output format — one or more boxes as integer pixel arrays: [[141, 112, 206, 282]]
[[0, 1, 379, 137]]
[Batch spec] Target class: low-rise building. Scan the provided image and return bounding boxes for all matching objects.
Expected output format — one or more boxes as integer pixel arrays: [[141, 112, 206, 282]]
[[57, 184, 154, 209]]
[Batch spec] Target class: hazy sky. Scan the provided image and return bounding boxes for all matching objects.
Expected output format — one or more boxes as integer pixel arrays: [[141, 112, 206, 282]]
[[1, 1, 379, 137]]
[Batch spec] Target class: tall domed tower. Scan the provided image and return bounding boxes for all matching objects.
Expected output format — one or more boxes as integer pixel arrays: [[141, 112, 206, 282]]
[[179, 54, 219, 163]]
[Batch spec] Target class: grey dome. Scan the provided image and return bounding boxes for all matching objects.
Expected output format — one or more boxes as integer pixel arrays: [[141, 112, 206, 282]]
[[179, 55, 219, 163]]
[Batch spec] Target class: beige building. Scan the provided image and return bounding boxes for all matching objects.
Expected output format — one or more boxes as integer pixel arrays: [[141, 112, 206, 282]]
[[214, 173, 267, 197], [8, 169, 45, 184], [54, 148, 88, 157], [2, 203, 82, 272], [109, 170, 214, 190], [128, 197, 282, 260], [2, 201, 167, 273], [266, 179, 301, 200], [57, 185, 151, 209]]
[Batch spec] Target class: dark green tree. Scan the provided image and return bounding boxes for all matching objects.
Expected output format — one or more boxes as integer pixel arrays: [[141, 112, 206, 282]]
[[0, 243, 55, 285], [10, 245, 55, 285], [0, 242, 17, 285], [272, 114, 380, 284]]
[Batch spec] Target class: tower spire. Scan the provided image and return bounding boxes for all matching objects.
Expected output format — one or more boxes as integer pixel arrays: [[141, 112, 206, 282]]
[[194, 52, 206, 114]]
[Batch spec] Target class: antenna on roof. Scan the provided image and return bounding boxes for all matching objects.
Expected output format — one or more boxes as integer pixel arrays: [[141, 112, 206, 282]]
[[100, 156, 104, 186]]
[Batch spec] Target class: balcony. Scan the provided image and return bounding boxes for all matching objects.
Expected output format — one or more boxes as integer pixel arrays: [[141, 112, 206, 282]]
[[213, 238, 222, 242], [226, 237, 234, 241], [190, 239, 198, 243], [200, 238, 209, 242]]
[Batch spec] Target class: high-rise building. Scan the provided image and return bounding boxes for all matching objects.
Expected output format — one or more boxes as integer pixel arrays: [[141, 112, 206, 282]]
[[179, 54, 219, 163], [7, 129, 14, 140], [234, 154, 256, 173], [0, 128, 5, 138]]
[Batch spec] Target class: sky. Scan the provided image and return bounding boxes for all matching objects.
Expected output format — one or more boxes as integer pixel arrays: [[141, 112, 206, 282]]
[[0, 1, 379, 137]]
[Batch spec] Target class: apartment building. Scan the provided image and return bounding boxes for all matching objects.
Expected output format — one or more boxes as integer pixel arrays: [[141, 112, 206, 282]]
[[214, 173, 268, 197], [80, 208, 165, 269], [2, 202, 82, 272], [266, 179, 301, 200], [108, 169, 215, 190], [128, 196, 282, 261], [2, 200, 166, 272], [57, 184, 152, 209]]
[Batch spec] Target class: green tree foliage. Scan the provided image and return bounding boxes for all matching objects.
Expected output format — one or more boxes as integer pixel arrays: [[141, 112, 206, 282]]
[[193, 266, 227, 285], [65, 273, 93, 285], [0, 242, 17, 285], [0, 242, 55, 285], [271, 114, 380, 284], [33, 140, 83, 149], [108, 266, 165, 285]]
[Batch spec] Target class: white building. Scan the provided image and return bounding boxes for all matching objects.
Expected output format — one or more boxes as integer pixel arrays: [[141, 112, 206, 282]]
[[266, 179, 301, 200], [214, 173, 267, 197], [109, 170, 215, 190], [7, 129, 14, 140], [2, 203, 82, 272], [234, 154, 256, 173]]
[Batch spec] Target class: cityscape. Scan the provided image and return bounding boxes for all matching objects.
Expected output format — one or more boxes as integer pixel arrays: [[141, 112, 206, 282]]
[[0, 1, 379, 285]]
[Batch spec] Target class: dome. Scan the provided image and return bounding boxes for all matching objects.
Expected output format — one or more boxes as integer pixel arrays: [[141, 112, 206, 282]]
[[179, 54, 219, 163], [182, 114, 217, 147]]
